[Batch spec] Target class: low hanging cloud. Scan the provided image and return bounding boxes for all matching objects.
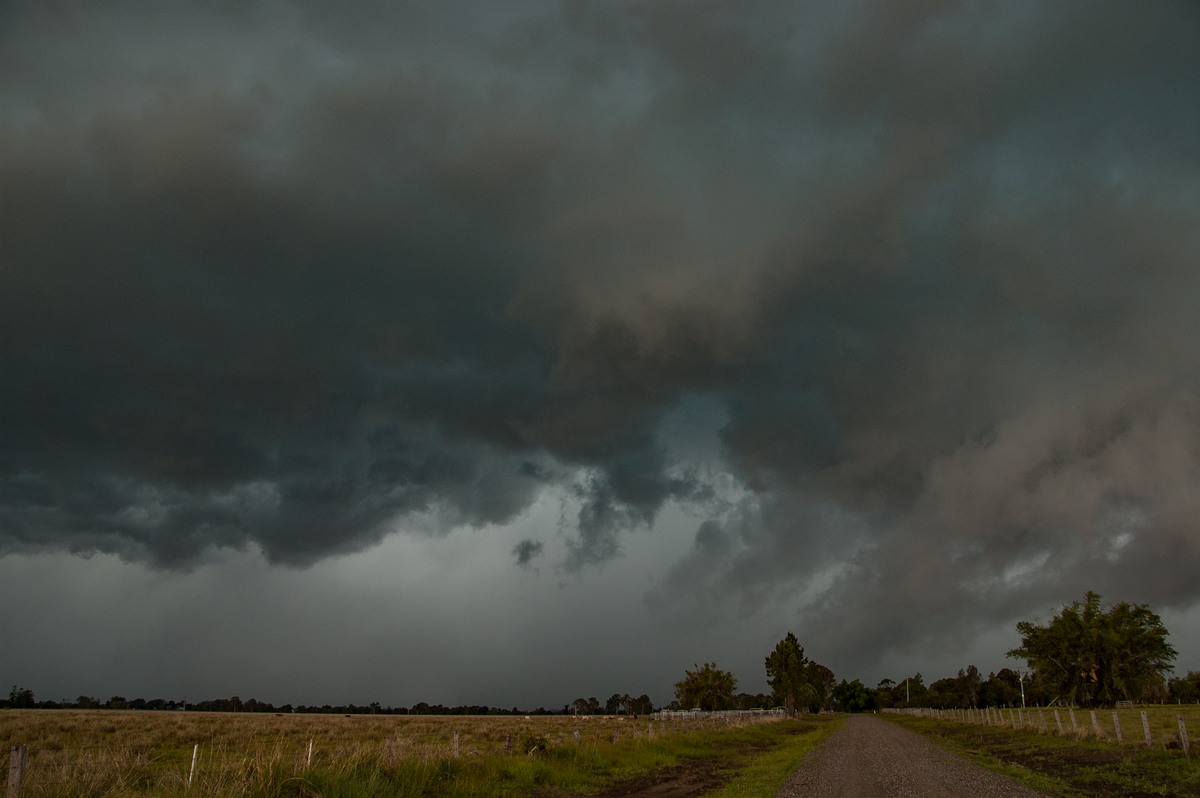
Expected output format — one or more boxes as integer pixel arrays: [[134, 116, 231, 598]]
[[512, 538, 544, 568], [3, 0, 1200, 668]]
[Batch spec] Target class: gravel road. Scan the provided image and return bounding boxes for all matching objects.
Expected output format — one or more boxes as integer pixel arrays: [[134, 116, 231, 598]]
[[776, 715, 1050, 798]]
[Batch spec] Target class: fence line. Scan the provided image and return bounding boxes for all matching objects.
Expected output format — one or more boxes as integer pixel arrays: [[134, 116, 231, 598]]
[[8, 745, 28, 798], [884, 706, 1193, 758], [3, 708, 788, 796]]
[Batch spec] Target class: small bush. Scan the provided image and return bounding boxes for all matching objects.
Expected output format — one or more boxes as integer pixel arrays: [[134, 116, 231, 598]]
[[517, 732, 550, 755]]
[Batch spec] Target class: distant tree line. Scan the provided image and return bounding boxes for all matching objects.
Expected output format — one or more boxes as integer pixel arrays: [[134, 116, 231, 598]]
[[673, 592, 1194, 715], [0, 688, 563, 716], [821, 592, 1193, 712], [8, 592, 1194, 716], [566, 693, 656, 716]]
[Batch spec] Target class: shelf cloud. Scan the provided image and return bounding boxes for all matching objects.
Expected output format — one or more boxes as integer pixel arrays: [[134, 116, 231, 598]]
[[3, 0, 1199, 702]]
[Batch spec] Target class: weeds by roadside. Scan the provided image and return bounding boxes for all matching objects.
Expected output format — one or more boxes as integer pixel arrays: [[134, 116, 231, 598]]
[[885, 714, 1200, 797]]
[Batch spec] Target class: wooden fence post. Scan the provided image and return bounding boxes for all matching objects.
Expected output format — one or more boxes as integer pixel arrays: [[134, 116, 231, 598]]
[[1141, 711, 1152, 748], [7, 745, 28, 798], [1112, 712, 1123, 745], [187, 743, 198, 789], [1090, 710, 1101, 738], [1179, 716, 1190, 757], [1054, 709, 1062, 735], [452, 731, 460, 757]]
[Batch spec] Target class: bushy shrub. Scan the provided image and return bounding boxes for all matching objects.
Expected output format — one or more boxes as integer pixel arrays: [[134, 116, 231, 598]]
[[517, 731, 550, 755]]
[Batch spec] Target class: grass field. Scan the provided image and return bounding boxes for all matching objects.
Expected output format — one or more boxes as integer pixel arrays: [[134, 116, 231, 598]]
[[886, 704, 1200, 797], [0, 709, 840, 797]]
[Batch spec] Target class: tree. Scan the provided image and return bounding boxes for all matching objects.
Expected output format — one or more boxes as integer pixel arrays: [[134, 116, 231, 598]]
[[980, 669, 1021, 707], [959, 666, 982, 708], [874, 678, 896, 709], [807, 663, 837, 713], [881, 673, 925, 707], [7, 686, 35, 708], [734, 692, 771, 710], [832, 679, 874, 713], [1007, 591, 1176, 707], [765, 633, 811, 715], [764, 633, 837, 714], [675, 662, 737, 711], [1168, 671, 1200, 703], [629, 694, 654, 715]]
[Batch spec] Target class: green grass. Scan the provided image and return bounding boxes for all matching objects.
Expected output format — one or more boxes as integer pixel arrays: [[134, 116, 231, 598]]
[[884, 712, 1200, 797], [709, 716, 842, 798], [276, 717, 840, 798]]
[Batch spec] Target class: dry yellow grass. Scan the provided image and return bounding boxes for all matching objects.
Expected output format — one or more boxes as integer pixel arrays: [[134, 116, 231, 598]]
[[0, 709, 766, 797], [1, 708, 679, 756]]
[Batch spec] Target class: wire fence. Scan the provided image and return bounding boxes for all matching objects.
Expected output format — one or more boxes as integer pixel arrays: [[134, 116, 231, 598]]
[[884, 704, 1194, 757], [5, 709, 788, 796]]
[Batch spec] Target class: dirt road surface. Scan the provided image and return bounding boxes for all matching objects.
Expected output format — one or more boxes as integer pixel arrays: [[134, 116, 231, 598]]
[[777, 715, 1048, 798]]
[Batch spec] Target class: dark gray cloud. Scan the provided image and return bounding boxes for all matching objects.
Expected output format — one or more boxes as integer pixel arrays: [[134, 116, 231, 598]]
[[4, 0, 1200, 690], [512, 538, 543, 567]]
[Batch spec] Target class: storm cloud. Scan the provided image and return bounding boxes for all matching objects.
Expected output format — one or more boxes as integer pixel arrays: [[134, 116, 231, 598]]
[[3, 0, 1200, 697]]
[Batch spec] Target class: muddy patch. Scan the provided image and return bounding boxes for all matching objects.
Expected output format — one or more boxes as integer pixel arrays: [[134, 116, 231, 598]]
[[532, 758, 729, 798]]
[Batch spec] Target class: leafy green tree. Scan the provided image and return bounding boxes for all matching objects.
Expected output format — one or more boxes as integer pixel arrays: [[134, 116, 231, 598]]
[[882, 673, 925, 707], [765, 632, 812, 715], [979, 669, 1021, 707], [921, 668, 984, 709], [734, 692, 771, 710], [1168, 671, 1200, 703], [874, 678, 896, 709], [7, 686, 35, 708], [807, 663, 837, 712], [674, 662, 737, 711], [764, 633, 837, 714], [1007, 591, 1176, 707], [926, 677, 960, 708], [832, 679, 874, 712], [956, 665, 982, 708]]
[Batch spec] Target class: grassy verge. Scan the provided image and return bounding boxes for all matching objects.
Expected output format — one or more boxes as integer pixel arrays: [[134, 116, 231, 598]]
[[709, 715, 842, 798], [883, 714, 1200, 797]]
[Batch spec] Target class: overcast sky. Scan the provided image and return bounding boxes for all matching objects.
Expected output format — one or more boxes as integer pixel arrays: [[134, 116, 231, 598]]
[[4, 0, 1200, 710]]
